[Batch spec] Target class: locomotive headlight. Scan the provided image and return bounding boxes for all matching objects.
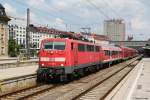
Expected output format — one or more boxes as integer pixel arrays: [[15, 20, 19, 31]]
[[60, 64, 64, 66], [42, 63, 44, 66]]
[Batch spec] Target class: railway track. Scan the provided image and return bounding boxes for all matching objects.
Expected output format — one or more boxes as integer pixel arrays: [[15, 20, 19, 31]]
[[73, 60, 140, 100], [0, 84, 58, 100], [54, 57, 140, 100], [0, 56, 141, 100]]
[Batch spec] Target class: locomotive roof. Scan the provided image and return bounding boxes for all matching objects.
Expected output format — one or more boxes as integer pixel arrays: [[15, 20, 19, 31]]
[[41, 38, 123, 51]]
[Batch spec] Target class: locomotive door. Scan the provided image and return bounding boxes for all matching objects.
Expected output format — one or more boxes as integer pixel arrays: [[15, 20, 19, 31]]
[[72, 42, 78, 66]]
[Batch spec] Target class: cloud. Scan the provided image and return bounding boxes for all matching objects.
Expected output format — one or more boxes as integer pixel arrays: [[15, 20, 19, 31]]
[[3, 3, 17, 16], [55, 18, 65, 25], [27, 0, 45, 7], [3, 3, 26, 25], [3, 0, 150, 40], [53, 18, 66, 30], [131, 16, 146, 30], [53, 1, 67, 10]]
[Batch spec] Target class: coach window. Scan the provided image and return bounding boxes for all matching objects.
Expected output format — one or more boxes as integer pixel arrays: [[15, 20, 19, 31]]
[[112, 51, 115, 55], [112, 51, 114, 55], [104, 50, 110, 56], [108, 51, 110, 56], [78, 44, 85, 51], [95, 46, 100, 52]]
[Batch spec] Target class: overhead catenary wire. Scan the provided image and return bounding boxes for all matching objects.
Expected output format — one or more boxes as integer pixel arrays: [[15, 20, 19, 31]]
[[8, 0, 88, 32], [6, 0, 107, 33], [13, 0, 87, 26], [102, 0, 121, 18], [14, 0, 105, 27], [85, 0, 110, 19]]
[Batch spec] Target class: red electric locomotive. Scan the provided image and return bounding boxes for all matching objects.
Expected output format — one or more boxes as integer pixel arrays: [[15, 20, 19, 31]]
[[37, 38, 138, 82]]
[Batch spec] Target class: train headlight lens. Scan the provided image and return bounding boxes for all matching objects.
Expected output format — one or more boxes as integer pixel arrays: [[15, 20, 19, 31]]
[[42, 63, 44, 66], [60, 64, 64, 66]]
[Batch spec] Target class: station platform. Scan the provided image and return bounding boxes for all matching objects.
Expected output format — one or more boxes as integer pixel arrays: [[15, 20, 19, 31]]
[[0, 56, 17, 60], [106, 58, 150, 100], [0, 58, 38, 64], [0, 65, 38, 80]]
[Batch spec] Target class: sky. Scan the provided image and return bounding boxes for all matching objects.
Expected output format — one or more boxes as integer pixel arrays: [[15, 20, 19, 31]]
[[0, 0, 150, 40]]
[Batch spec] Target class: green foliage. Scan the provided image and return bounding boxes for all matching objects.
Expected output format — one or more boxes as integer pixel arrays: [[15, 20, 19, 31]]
[[8, 38, 20, 57]]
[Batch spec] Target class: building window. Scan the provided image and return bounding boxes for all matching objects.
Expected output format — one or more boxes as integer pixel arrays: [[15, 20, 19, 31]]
[[1, 47, 4, 55]]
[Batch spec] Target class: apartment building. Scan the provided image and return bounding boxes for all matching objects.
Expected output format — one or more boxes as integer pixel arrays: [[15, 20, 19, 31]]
[[0, 4, 11, 56]]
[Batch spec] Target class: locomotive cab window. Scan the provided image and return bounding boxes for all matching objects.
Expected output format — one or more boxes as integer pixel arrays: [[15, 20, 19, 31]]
[[43, 41, 65, 50], [44, 42, 53, 49], [78, 44, 85, 51], [54, 42, 65, 50]]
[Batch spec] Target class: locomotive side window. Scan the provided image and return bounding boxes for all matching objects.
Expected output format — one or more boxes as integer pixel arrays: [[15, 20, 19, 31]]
[[91, 45, 94, 51], [78, 44, 85, 51], [87, 45, 94, 51], [87, 45, 90, 51], [71, 43, 74, 50], [43, 41, 65, 50]]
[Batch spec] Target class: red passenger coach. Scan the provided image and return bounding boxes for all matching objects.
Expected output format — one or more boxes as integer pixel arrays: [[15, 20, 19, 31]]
[[100, 45, 122, 63], [37, 38, 138, 82], [120, 46, 138, 60]]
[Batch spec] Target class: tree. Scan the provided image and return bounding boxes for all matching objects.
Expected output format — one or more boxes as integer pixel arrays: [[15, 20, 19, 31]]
[[8, 38, 20, 57]]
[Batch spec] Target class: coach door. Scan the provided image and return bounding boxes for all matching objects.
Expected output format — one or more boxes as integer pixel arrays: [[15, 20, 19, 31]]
[[72, 42, 78, 66]]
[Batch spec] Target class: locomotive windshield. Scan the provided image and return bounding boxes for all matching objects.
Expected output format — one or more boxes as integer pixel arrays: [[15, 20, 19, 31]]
[[43, 41, 66, 50]]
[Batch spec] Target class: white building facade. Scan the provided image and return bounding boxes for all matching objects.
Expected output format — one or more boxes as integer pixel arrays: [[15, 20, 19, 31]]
[[9, 24, 57, 50], [29, 31, 55, 49], [9, 24, 26, 48]]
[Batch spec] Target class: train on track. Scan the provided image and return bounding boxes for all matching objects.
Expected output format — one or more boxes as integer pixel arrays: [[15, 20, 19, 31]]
[[37, 38, 138, 82]]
